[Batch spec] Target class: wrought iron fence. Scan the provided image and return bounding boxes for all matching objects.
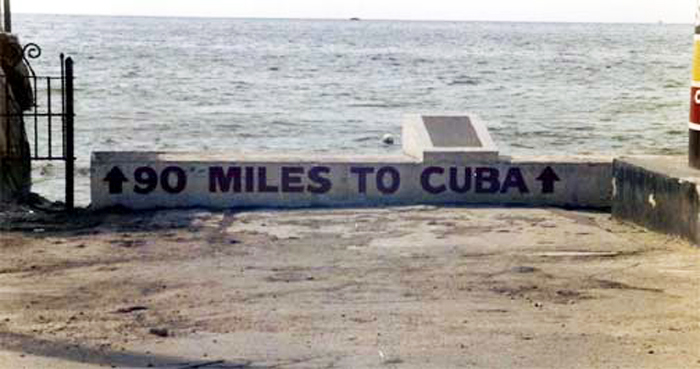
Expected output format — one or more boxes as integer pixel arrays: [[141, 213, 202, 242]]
[[1, 42, 75, 209]]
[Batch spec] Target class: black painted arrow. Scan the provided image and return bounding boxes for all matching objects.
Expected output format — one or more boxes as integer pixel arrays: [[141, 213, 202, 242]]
[[104, 166, 128, 194], [535, 166, 561, 194]]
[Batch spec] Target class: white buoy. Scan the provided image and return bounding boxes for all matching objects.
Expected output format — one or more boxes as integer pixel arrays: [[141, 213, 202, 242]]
[[381, 134, 395, 145]]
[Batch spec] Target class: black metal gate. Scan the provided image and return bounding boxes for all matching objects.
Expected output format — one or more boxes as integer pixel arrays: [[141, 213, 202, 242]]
[[2, 43, 75, 209]]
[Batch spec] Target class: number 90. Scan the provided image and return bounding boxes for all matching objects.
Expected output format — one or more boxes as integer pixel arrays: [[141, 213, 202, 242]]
[[134, 166, 187, 194]]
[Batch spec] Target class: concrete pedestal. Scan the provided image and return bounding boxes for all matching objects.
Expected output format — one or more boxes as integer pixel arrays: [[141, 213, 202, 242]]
[[612, 156, 700, 245], [402, 114, 498, 162]]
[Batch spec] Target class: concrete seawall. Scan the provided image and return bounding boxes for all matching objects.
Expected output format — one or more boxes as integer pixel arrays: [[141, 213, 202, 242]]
[[89, 116, 613, 210], [91, 152, 612, 210], [613, 156, 700, 245]]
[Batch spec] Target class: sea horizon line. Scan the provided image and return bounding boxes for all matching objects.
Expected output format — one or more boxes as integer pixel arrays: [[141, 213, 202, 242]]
[[13, 12, 692, 26]]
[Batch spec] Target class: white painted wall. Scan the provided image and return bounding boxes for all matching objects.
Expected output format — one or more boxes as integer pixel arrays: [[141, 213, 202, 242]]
[[91, 152, 612, 210]]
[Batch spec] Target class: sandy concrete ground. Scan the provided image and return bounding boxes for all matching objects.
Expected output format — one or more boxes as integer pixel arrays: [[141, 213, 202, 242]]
[[0, 206, 698, 368]]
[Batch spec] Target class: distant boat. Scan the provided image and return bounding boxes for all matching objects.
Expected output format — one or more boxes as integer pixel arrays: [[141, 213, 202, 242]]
[[350, 17, 361, 21]]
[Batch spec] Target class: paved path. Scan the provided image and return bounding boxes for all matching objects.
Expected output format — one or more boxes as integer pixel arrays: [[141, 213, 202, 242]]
[[0, 207, 698, 368]]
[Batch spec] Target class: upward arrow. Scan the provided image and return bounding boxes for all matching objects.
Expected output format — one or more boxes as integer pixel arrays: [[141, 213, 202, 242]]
[[104, 166, 128, 194], [536, 166, 560, 194]]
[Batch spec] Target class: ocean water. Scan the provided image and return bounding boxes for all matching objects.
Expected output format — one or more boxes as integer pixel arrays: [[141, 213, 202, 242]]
[[12, 15, 694, 205]]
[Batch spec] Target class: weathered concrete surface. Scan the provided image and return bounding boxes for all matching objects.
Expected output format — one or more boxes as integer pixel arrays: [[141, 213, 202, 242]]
[[91, 152, 612, 210], [0, 207, 698, 368], [612, 156, 700, 245]]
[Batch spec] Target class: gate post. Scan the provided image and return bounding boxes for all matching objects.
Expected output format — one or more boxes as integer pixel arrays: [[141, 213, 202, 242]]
[[65, 57, 74, 210], [2, 0, 11, 33], [690, 0, 700, 168]]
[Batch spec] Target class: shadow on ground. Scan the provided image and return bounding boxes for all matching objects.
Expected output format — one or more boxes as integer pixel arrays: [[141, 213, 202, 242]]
[[0, 331, 323, 368]]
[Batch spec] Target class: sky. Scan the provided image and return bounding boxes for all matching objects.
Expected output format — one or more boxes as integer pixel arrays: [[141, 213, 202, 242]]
[[10, 0, 698, 24]]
